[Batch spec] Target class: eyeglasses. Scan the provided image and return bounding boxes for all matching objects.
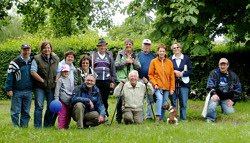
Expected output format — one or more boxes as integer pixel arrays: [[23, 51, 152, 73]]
[[172, 47, 180, 50]]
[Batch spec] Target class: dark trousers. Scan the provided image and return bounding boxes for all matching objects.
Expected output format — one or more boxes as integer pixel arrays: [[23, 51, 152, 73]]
[[116, 97, 123, 123], [96, 80, 111, 117]]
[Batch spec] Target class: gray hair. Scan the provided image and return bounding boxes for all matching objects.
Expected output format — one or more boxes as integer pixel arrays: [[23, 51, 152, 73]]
[[129, 70, 139, 77], [85, 74, 96, 81], [171, 42, 182, 50]]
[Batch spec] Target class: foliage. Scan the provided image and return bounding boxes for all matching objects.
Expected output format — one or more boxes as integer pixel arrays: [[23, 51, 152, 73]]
[[124, 0, 250, 56], [0, 0, 120, 37], [0, 99, 249, 142]]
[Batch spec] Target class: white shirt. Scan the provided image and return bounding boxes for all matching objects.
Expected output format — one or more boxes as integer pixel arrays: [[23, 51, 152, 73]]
[[172, 54, 184, 68]]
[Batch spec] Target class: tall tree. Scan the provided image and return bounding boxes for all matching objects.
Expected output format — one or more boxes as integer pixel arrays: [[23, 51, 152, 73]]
[[0, 0, 120, 37], [124, 0, 249, 55]]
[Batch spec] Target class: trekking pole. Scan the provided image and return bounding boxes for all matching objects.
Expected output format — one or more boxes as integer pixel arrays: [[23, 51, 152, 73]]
[[145, 82, 155, 120], [110, 79, 125, 125]]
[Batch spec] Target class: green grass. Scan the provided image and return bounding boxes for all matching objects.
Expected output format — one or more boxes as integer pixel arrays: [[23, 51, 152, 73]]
[[0, 98, 249, 143]]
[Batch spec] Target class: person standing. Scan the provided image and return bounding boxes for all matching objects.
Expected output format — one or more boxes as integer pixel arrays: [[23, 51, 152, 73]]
[[31, 41, 60, 128], [89, 38, 117, 118], [138, 39, 156, 120], [115, 38, 141, 124], [148, 44, 175, 125], [169, 42, 193, 121], [5, 44, 33, 127], [205, 58, 241, 122]]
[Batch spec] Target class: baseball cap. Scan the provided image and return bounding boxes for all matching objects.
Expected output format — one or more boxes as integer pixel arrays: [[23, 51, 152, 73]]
[[142, 39, 151, 44], [21, 44, 31, 49], [219, 58, 228, 64], [62, 65, 71, 72]]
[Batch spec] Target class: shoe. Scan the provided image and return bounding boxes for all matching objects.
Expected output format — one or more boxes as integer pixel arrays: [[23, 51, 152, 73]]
[[155, 118, 160, 125], [160, 119, 164, 123], [146, 118, 153, 120]]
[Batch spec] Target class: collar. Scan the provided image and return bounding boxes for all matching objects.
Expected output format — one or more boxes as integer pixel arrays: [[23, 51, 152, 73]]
[[127, 82, 139, 88], [172, 54, 184, 60], [20, 54, 30, 62]]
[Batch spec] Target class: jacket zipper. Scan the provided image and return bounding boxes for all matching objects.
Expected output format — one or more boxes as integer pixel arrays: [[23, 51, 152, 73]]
[[162, 59, 165, 89]]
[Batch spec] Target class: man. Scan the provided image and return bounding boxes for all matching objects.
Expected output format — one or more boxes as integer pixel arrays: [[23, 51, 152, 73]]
[[113, 70, 154, 124], [5, 44, 33, 127], [89, 38, 117, 118], [206, 58, 241, 122], [138, 39, 156, 120], [72, 74, 106, 128]]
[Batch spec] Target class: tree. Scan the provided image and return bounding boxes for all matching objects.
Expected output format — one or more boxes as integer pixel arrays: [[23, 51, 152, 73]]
[[0, 0, 120, 37], [124, 0, 250, 55]]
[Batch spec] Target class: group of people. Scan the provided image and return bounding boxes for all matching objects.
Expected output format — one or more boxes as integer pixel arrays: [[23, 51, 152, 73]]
[[5, 38, 241, 129]]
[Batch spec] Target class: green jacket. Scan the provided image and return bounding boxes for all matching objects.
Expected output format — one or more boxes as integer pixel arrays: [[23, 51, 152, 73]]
[[115, 49, 141, 82]]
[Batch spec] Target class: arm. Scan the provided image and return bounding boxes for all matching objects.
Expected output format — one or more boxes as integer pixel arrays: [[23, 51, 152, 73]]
[[54, 78, 62, 100], [73, 69, 80, 87], [110, 55, 117, 84], [148, 60, 157, 87], [30, 59, 44, 83], [71, 87, 89, 104], [55, 62, 62, 82], [231, 73, 242, 103], [170, 61, 175, 91], [115, 53, 127, 70], [182, 56, 193, 77], [31, 72, 44, 83], [206, 70, 217, 96], [145, 82, 154, 96], [132, 54, 141, 71], [113, 81, 125, 97]]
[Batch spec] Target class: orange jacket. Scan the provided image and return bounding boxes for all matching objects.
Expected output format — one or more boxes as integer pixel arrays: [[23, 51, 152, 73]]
[[148, 57, 175, 91]]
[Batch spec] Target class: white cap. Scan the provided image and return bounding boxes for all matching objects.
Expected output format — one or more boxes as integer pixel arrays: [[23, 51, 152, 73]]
[[219, 58, 229, 64], [142, 39, 151, 44]]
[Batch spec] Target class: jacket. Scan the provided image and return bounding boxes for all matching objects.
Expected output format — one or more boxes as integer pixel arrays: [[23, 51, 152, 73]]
[[115, 49, 141, 82], [54, 77, 74, 105], [206, 68, 241, 103], [5, 55, 33, 91], [73, 67, 96, 87], [148, 57, 175, 91], [114, 82, 154, 111], [71, 83, 106, 116]]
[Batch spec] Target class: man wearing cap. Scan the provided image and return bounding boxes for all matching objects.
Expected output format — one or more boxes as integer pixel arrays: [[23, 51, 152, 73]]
[[89, 38, 117, 119], [206, 58, 241, 122], [137, 39, 156, 120], [5, 44, 33, 127]]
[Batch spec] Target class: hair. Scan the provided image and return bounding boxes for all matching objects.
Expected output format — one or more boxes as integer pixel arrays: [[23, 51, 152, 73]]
[[85, 74, 96, 81], [124, 38, 134, 46], [171, 42, 182, 50], [129, 70, 139, 78], [79, 54, 91, 67], [64, 50, 76, 59], [157, 43, 167, 51], [40, 41, 53, 53]]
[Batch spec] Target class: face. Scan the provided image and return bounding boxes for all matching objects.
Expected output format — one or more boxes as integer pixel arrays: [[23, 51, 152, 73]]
[[42, 44, 51, 56], [219, 63, 229, 73], [129, 71, 138, 86], [21, 48, 31, 59], [125, 42, 133, 52], [65, 54, 75, 65], [143, 44, 151, 53], [158, 48, 166, 59], [97, 45, 107, 53], [81, 60, 89, 71], [85, 75, 96, 89], [172, 44, 182, 54], [62, 71, 70, 78]]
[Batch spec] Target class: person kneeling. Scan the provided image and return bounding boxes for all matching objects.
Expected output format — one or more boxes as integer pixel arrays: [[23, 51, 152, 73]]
[[113, 70, 154, 124], [72, 74, 106, 128]]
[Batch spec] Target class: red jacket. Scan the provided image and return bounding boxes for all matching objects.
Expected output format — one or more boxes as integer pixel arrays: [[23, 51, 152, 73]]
[[148, 57, 175, 91]]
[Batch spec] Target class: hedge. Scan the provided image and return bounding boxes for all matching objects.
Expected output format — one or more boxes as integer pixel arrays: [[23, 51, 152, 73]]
[[0, 34, 249, 101]]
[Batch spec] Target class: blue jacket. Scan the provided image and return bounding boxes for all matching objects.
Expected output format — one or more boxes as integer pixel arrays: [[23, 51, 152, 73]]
[[72, 83, 106, 116], [206, 68, 242, 103], [5, 55, 33, 91]]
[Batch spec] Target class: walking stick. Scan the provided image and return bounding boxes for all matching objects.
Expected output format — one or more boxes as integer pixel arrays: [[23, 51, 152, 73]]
[[110, 80, 125, 125], [145, 83, 155, 120]]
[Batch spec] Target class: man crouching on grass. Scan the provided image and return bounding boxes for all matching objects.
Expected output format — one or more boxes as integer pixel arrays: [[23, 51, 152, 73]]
[[72, 74, 106, 128], [113, 70, 154, 124]]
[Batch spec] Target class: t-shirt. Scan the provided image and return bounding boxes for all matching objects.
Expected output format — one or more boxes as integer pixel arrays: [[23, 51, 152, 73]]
[[138, 52, 155, 79]]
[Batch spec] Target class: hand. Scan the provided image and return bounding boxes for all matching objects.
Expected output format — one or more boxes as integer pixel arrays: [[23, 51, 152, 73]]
[[142, 77, 148, 84], [227, 99, 234, 107], [110, 82, 115, 89], [98, 115, 104, 123], [155, 84, 159, 90], [212, 94, 220, 102], [170, 90, 174, 95], [89, 100, 94, 109], [7, 91, 13, 97], [120, 79, 127, 85], [125, 58, 134, 64]]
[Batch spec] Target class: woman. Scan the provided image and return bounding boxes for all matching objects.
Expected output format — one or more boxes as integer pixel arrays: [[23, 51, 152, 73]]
[[56, 50, 76, 82], [31, 41, 60, 128], [115, 38, 141, 123], [148, 43, 175, 125], [74, 54, 96, 87], [169, 42, 193, 121]]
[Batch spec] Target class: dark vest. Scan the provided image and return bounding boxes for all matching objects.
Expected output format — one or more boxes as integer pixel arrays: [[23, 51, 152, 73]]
[[34, 54, 59, 92]]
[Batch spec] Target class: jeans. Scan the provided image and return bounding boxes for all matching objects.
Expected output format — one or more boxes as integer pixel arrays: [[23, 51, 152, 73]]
[[206, 98, 235, 122], [155, 89, 169, 120], [34, 88, 56, 128], [170, 87, 189, 120], [11, 90, 32, 127]]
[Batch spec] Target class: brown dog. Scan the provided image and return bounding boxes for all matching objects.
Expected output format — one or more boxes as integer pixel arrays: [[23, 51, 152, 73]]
[[162, 104, 178, 124]]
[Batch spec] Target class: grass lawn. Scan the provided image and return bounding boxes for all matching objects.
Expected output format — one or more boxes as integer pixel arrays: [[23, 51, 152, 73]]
[[0, 98, 249, 143]]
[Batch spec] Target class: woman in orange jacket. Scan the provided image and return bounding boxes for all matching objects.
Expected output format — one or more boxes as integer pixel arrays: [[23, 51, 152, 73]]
[[148, 44, 175, 125]]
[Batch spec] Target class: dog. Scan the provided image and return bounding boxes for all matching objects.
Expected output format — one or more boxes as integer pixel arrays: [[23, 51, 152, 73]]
[[162, 104, 178, 124]]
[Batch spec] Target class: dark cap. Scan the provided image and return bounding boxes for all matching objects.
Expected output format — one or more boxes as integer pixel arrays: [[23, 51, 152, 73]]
[[96, 38, 108, 46], [21, 44, 31, 49]]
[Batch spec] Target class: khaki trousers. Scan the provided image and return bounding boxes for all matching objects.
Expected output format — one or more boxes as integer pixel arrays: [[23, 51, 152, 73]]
[[123, 108, 143, 124]]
